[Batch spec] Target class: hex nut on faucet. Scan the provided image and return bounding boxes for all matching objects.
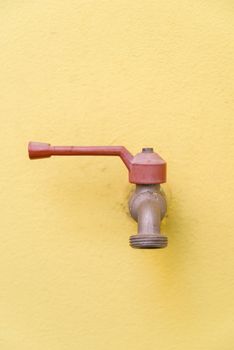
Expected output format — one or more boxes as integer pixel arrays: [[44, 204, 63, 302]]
[[28, 142, 168, 249]]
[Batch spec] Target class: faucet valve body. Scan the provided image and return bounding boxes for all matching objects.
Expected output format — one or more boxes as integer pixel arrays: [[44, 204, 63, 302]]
[[129, 185, 167, 249]]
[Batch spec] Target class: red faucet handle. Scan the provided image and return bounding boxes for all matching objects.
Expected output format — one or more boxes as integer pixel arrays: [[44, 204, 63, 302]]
[[28, 142, 166, 184], [28, 142, 133, 170]]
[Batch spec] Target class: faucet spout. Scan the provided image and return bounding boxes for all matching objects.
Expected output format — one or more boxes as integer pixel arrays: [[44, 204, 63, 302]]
[[129, 185, 167, 249]]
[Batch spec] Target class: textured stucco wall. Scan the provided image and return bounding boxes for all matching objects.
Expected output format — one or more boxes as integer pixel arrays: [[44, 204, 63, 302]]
[[1, 1, 234, 349]]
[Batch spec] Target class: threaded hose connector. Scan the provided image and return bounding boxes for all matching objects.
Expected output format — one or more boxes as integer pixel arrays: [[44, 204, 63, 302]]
[[129, 234, 168, 249]]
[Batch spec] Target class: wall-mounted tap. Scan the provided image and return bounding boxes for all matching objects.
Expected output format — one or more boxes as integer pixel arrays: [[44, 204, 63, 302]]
[[28, 142, 168, 249]]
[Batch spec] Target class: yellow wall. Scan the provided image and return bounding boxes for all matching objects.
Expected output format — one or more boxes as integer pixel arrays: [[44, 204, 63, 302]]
[[1, 1, 234, 349]]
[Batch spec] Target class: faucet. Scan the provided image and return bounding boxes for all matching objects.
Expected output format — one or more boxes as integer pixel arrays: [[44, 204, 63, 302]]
[[28, 142, 168, 249]]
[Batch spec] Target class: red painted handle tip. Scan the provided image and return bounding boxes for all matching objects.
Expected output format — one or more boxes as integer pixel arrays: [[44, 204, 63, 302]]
[[28, 142, 52, 159]]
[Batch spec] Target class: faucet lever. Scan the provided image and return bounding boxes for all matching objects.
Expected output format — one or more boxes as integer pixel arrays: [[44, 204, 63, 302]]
[[28, 142, 166, 184]]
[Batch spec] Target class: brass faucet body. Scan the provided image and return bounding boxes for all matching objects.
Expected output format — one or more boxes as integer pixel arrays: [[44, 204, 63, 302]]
[[129, 184, 167, 248]]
